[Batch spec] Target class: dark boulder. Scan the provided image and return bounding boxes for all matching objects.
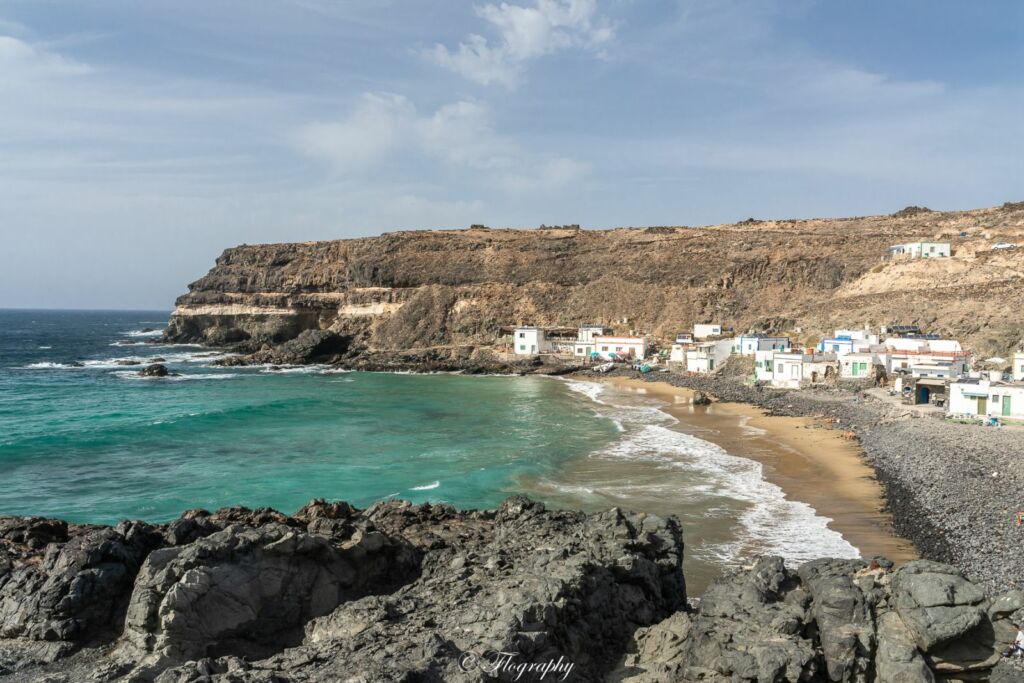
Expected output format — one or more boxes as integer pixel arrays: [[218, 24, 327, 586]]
[[138, 364, 171, 377]]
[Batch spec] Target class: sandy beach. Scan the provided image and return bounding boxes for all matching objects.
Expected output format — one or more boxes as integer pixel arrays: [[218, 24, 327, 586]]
[[523, 374, 917, 593], [602, 376, 917, 560]]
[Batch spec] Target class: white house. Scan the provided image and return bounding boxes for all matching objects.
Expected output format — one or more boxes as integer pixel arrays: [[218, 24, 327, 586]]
[[754, 349, 778, 381], [685, 339, 732, 374], [883, 337, 971, 378], [821, 328, 880, 356], [839, 350, 884, 380], [669, 344, 687, 364], [513, 327, 554, 355], [1013, 350, 1024, 382], [834, 328, 880, 345], [572, 324, 607, 359], [693, 324, 723, 340], [593, 335, 648, 361], [819, 336, 857, 356], [770, 352, 838, 389], [888, 242, 951, 259], [734, 334, 791, 356], [948, 379, 1024, 421]]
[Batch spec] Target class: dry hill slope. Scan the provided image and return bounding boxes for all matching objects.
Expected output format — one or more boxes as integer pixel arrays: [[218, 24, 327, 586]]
[[165, 203, 1024, 358]]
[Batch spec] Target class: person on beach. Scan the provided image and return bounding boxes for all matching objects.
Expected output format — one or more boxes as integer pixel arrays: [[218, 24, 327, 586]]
[[1004, 624, 1024, 657]]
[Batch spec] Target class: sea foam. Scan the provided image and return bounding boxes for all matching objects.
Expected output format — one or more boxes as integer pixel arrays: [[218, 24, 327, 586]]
[[561, 379, 859, 567]]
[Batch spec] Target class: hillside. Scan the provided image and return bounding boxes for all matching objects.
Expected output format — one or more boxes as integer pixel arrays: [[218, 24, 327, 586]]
[[165, 203, 1024, 358]]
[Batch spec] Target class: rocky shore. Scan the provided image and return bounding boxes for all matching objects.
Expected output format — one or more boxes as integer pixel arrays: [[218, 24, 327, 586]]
[[587, 367, 1024, 597], [2, 497, 1024, 682]]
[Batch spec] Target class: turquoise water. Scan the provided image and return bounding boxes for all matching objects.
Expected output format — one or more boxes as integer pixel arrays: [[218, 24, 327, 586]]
[[0, 310, 619, 524]]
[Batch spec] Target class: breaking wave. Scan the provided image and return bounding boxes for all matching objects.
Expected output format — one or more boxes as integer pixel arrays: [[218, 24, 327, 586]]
[[560, 379, 859, 567]]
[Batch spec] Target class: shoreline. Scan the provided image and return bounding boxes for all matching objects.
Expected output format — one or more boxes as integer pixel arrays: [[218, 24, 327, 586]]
[[587, 375, 917, 568]]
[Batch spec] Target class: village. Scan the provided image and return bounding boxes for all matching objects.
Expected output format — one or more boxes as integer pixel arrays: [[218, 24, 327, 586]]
[[506, 241, 1024, 426]]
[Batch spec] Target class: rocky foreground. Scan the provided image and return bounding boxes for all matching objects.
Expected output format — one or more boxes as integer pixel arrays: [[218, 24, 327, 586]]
[[1, 497, 1023, 682], [605, 366, 1024, 598]]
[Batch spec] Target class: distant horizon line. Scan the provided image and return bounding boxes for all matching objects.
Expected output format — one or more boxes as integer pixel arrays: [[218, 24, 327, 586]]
[[0, 307, 173, 313]]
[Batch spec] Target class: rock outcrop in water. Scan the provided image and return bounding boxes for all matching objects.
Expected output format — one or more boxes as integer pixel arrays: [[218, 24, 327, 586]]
[[2, 498, 1022, 681], [166, 203, 1024, 361]]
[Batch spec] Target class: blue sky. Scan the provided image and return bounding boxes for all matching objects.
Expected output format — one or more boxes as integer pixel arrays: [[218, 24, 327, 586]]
[[1, 1, 1022, 309]]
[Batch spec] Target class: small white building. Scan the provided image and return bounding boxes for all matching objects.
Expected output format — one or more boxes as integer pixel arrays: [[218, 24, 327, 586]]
[[948, 379, 1024, 421], [839, 350, 884, 380], [770, 352, 838, 389], [686, 339, 732, 374], [513, 327, 553, 356], [669, 344, 687, 364], [888, 242, 951, 259], [883, 338, 971, 378], [734, 334, 791, 356], [593, 335, 648, 361], [573, 324, 607, 359], [754, 349, 778, 381], [693, 324, 723, 340], [1013, 350, 1024, 382]]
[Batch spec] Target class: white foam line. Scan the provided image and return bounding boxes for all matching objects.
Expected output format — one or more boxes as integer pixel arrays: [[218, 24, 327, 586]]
[[410, 480, 441, 491], [560, 378, 859, 566]]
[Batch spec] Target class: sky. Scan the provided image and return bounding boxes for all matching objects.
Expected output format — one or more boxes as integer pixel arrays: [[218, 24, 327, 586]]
[[1, 1, 1022, 309]]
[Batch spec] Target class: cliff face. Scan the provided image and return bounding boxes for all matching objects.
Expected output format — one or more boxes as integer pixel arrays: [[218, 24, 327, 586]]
[[166, 203, 1024, 357]]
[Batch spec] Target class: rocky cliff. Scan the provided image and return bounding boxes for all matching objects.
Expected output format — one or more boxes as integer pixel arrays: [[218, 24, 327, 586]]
[[165, 203, 1024, 360], [2, 499, 1023, 682]]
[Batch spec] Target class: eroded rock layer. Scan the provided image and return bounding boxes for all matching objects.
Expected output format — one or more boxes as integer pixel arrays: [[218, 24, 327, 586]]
[[166, 204, 1024, 359]]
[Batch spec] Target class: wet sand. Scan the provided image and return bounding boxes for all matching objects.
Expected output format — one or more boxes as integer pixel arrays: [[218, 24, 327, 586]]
[[600, 376, 917, 567]]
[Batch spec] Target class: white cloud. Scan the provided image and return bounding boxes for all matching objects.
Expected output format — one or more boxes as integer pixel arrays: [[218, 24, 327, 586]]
[[426, 0, 614, 87], [293, 93, 521, 172], [499, 156, 588, 193], [0, 35, 93, 86], [799, 67, 946, 104], [293, 93, 415, 170], [414, 100, 515, 169]]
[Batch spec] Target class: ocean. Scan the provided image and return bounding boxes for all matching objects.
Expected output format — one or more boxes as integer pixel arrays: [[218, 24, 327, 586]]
[[0, 309, 857, 590]]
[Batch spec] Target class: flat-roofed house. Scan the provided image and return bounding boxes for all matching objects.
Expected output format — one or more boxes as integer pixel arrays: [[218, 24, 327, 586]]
[[883, 337, 971, 378], [770, 352, 838, 389], [734, 334, 791, 356], [754, 349, 778, 381], [685, 339, 732, 374], [839, 349, 885, 380], [593, 335, 648, 361], [948, 379, 1024, 421], [1013, 348, 1024, 382], [693, 324, 722, 340], [573, 324, 607, 359], [889, 242, 951, 259], [512, 327, 553, 356]]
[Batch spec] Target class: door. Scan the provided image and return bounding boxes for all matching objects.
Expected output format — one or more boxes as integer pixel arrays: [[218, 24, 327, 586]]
[[1003, 396, 1011, 417], [977, 396, 987, 415], [852, 363, 858, 377]]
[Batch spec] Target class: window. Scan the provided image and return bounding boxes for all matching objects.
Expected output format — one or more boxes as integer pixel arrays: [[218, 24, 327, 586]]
[[992, 395, 999, 404], [601, 346, 609, 351], [519, 345, 526, 351], [518, 332, 525, 338]]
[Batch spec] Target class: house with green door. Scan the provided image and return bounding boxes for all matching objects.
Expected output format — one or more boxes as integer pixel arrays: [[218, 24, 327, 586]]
[[839, 349, 884, 380], [948, 378, 1024, 422]]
